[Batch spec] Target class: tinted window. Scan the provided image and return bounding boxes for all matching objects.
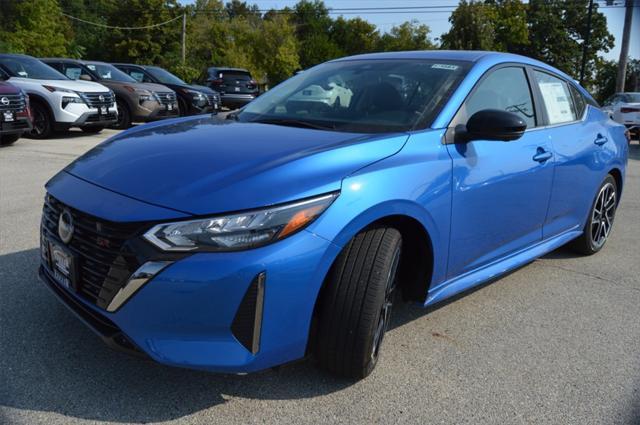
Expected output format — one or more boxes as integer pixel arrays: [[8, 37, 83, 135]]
[[0, 56, 68, 80], [128, 70, 146, 82], [85, 63, 136, 83], [147, 67, 185, 85], [238, 59, 471, 133], [462, 67, 536, 128], [221, 71, 252, 82], [569, 84, 586, 117], [627, 93, 640, 103], [63, 64, 88, 80], [534, 71, 577, 125]]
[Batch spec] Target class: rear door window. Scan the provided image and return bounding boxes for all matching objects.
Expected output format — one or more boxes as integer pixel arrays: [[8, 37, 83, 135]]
[[533, 71, 577, 125], [568, 84, 587, 118]]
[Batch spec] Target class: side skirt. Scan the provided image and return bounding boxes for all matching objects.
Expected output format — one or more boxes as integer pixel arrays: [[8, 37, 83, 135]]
[[425, 229, 582, 307]]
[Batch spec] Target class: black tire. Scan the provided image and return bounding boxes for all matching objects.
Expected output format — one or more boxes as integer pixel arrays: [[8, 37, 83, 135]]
[[178, 97, 189, 117], [315, 227, 402, 379], [0, 133, 21, 146], [571, 174, 618, 255], [27, 101, 53, 139], [80, 126, 104, 134], [113, 99, 131, 129]]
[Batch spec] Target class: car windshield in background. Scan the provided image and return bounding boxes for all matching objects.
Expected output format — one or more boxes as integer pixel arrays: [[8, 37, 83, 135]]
[[221, 71, 251, 82], [147, 67, 186, 85], [626, 93, 640, 103], [237, 59, 470, 133], [0, 57, 68, 80], [86, 63, 136, 83]]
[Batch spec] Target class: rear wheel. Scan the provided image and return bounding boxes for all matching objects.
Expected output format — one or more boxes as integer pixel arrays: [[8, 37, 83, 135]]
[[0, 133, 21, 146], [315, 227, 402, 379], [28, 102, 53, 139], [571, 175, 618, 255]]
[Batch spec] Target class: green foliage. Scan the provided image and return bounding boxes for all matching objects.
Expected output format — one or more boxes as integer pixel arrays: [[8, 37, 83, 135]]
[[0, 0, 72, 56], [594, 58, 640, 102], [441, 1, 498, 50], [379, 21, 436, 52]]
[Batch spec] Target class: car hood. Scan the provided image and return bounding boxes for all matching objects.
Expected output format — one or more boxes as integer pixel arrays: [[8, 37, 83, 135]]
[[102, 80, 173, 94], [8, 77, 110, 93], [0, 82, 21, 95], [63, 115, 408, 215], [166, 82, 216, 95]]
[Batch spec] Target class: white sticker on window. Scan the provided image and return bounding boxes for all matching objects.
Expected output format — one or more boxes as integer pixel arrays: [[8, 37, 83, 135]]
[[431, 64, 459, 70], [86, 65, 96, 71], [538, 82, 573, 124]]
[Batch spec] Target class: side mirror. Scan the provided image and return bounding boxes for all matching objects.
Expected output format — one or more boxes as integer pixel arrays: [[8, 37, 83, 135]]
[[79, 74, 92, 81], [461, 109, 527, 142]]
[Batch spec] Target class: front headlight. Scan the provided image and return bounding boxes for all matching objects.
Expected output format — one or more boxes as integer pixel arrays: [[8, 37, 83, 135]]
[[184, 89, 208, 107], [143, 192, 338, 252], [136, 89, 153, 103], [61, 96, 84, 108]]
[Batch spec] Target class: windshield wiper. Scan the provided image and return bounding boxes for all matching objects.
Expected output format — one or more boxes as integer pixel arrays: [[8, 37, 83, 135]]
[[250, 118, 334, 130]]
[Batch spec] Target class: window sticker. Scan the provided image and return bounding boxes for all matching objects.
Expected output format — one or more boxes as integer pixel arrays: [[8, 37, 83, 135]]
[[431, 64, 459, 70], [538, 81, 573, 124]]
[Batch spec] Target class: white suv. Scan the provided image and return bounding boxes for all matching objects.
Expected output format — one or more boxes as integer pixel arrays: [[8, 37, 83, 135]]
[[0, 54, 117, 138]]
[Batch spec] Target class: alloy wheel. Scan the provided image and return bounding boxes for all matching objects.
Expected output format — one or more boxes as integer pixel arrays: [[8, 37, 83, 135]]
[[370, 245, 401, 365], [30, 107, 46, 137], [590, 182, 616, 249]]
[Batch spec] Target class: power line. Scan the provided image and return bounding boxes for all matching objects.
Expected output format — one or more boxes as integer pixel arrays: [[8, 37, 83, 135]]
[[61, 12, 183, 30]]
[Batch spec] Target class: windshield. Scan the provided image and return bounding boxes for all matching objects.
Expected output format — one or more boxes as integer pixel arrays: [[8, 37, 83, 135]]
[[147, 66, 185, 85], [626, 93, 640, 103], [85, 63, 136, 83], [237, 59, 470, 133], [0, 56, 68, 80]]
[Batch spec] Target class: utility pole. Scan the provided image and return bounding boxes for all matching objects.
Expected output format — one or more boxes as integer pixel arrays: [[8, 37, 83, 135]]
[[580, 0, 594, 85], [181, 13, 186, 65], [615, 0, 634, 92]]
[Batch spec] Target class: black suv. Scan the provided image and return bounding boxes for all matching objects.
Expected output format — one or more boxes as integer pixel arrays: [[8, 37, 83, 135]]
[[114, 64, 220, 116], [200, 67, 259, 109]]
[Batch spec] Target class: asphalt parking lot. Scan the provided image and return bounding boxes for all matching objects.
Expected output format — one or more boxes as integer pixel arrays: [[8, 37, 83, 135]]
[[1, 130, 639, 424]]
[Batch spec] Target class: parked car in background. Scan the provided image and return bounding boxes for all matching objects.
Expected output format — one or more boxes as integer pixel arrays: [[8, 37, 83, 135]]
[[42, 59, 178, 129], [200, 67, 259, 109], [38, 51, 627, 380], [288, 78, 353, 110], [0, 80, 32, 146], [0, 54, 116, 138], [113, 63, 220, 116], [602, 92, 640, 140]]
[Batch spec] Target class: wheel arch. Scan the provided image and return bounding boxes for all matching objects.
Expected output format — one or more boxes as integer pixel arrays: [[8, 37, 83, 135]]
[[306, 210, 436, 354], [26, 92, 55, 120], [608, 167, 623, 200]]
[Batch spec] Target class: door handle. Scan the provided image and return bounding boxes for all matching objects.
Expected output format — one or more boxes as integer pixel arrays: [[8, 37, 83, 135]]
[[594, 134, 608, 146], [533, 148, 553, 163]]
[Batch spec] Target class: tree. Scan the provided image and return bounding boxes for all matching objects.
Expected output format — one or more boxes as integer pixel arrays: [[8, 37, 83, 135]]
[[330, 17, 380, 57], [379, 20, 435, 52], [440, 1, 497, 50], [521, 0, 614, 86], [0, 0, 72, 56], [594, 58, 640, 102], [255, 14, 300, 84], [292, 0, 341, 69]]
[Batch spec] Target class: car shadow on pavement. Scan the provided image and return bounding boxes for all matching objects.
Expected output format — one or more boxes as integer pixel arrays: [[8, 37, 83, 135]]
[[0, 248, 352, 423]]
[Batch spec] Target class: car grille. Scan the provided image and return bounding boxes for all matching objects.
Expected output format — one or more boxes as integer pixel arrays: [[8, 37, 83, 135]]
[[155, 91, 177, 105], [41, 195, 145, 309], [85, 112, 117, 123], [0, 93, 27, 112], [81, 92, 115, 108]]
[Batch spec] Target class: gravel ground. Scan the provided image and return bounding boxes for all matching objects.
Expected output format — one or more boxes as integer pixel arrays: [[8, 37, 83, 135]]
[[1, 130, 639, 425]]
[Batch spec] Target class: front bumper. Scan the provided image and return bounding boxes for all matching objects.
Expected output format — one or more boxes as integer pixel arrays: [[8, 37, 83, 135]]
[[0, 116, 32, 134], [39, 209, 340, 373], [134, 101, 180, 122]]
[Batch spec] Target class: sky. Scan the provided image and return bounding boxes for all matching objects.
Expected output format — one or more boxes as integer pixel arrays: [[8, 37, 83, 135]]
[[180, 0, 639, 61]]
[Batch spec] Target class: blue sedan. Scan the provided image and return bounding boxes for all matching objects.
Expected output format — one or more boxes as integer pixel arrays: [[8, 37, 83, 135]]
[[39, 51, 628, 379]]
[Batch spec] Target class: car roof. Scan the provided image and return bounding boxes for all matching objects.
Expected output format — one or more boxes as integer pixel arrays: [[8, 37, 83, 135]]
[[41, 58, 112, 66], [333, 50, 576, 86], [0, 53, 37, 59]]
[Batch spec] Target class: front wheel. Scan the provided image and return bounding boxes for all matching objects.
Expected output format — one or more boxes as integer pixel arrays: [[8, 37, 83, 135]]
[[315, 227, 402, 379], [113, 100, 131, 129], [571, 175, 618, 255], [28, 102, 53, 139]]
